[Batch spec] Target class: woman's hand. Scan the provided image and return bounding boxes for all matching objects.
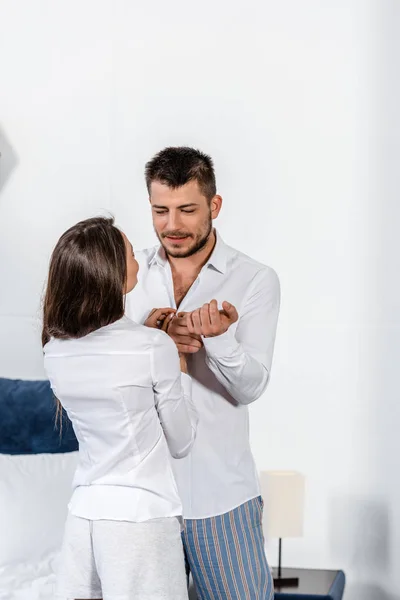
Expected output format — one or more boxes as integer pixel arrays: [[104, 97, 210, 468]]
[[144, 307, 176, 330]]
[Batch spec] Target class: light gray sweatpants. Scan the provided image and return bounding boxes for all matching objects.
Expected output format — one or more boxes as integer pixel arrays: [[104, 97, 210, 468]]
[[55, 513, 188, 600]]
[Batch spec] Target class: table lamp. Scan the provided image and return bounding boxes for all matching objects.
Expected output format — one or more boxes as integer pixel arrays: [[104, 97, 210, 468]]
[[260, 470, 305, 587]]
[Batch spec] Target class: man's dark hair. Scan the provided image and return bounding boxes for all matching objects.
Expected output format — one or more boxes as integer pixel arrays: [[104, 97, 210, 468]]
[[145, 147, 217, 201]]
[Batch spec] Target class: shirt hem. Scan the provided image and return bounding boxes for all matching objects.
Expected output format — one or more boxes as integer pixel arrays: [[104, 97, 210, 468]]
[[182, 492, 261, 521], [68, 505, 183, 523]]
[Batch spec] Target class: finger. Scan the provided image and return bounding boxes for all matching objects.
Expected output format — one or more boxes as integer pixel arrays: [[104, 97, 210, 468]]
[[177, 344, 202, 354], [177, 313, 188, 327], [209, 299, 220, 328], [184, 319, 202, 341], [173, 335, 202, 348], [191, 309, 202, 336], [200, 303, 212, 336], [161, 312, 175, 332], [168, 322, 191, 336], [186, 316, 194, 335], [185, 318, 201, 341], [155, 313, 168, 327], [154, 307, 176, 318], [222, 301, 239, 324]]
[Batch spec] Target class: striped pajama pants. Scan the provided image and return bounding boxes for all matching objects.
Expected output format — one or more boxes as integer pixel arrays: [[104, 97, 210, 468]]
[[182, 497, 274, 600]]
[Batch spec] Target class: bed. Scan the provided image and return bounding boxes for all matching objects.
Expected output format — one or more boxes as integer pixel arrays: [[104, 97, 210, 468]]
[[0, 378, 78, 599]]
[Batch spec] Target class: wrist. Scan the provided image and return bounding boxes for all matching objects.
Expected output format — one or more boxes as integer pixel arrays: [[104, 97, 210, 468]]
[[179, 353, 188, 373], [203, 327, 229, 339]]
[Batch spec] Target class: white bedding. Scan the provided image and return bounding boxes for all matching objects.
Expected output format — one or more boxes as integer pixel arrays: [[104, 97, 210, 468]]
[[0, 572, 56, 600], [0, 452, 78, 599]]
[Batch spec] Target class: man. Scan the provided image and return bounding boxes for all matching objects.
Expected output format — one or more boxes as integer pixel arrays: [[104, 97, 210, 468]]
[[125, 147, 280, 599]]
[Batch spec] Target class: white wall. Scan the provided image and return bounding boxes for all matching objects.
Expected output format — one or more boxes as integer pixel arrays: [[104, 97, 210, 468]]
[[1, 1, 399, 598]]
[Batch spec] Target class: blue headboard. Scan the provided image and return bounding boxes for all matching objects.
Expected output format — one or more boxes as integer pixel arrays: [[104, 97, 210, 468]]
[[0, 378, 78, 454]]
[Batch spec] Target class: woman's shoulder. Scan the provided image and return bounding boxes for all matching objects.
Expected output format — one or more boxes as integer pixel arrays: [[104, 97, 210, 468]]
[[110, 317, 174, 352], [43, 317, 173, 357]]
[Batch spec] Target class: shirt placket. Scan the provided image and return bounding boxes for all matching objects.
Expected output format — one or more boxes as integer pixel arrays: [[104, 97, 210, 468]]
[[164, 263, 203, 312]]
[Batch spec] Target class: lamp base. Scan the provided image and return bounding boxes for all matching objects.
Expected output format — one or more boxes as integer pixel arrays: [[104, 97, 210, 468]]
[[273, 576, 299, 588], [273, 539, 300, 587]]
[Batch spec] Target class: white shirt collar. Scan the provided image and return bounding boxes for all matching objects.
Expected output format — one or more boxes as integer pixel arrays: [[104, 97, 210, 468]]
[[149, 230, 228, 274]]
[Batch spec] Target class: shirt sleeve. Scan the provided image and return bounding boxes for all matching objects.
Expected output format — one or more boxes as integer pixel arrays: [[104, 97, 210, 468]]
[[202, 267, 280, 405], [150, 330, 198, 458]]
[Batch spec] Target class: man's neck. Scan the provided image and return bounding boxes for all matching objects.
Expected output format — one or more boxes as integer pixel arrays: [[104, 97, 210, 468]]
[[168, 230, 217, 276]]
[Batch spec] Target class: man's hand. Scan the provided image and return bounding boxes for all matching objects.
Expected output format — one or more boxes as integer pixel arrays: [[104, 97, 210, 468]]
[[166, 312, 203, 354], [144, 308, 176, 330], [187, 300, 238, 338]]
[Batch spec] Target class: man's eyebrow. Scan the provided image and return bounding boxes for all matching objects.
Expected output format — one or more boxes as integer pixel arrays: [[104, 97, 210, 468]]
[[152, 203, 199, 209]]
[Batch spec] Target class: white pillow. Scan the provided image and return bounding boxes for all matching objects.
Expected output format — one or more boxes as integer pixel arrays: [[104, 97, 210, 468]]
[[0, 452, 78, 595]]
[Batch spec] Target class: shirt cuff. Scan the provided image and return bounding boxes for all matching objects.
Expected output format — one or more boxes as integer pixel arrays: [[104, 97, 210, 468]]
[[202, 327, 239, 358], [181, 372, 192, 396]]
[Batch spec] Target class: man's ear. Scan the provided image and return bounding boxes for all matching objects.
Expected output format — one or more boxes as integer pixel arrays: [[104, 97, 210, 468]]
[[211, 195, 222, 219]]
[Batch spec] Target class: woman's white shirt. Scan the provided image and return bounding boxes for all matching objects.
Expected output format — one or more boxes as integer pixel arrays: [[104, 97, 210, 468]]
[[43, 316, 197, 522]]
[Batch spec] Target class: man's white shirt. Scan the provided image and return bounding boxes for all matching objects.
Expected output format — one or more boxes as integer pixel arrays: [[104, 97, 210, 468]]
[[125, 231, 280, 519]]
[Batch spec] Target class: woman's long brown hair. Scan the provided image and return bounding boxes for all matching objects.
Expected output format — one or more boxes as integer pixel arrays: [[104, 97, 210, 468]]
[[42, 216, 127, 428]]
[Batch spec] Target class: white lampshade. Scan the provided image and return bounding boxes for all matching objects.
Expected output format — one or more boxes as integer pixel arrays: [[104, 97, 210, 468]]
[[260, 471, 305, 539]]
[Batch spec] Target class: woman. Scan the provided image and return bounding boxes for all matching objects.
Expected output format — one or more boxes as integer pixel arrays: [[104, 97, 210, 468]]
[[42, 216, 196, 600]]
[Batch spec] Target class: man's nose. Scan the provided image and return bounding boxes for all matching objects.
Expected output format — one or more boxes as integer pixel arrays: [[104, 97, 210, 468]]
[[166, 210, 182, 231]]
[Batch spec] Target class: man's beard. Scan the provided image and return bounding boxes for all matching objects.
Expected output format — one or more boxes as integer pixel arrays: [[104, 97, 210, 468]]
[[157, 217, 213, 259]]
